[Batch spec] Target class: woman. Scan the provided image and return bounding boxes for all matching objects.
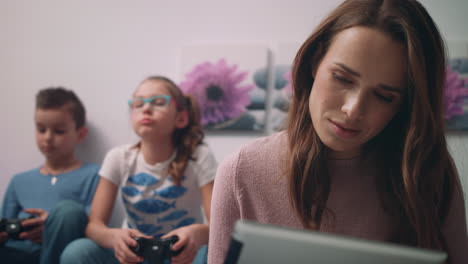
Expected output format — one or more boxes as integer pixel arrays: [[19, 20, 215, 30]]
[[208, 0, 468, 263]]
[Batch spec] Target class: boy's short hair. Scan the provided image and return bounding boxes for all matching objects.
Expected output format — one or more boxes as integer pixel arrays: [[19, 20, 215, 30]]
[[36, 87, 86, 129]]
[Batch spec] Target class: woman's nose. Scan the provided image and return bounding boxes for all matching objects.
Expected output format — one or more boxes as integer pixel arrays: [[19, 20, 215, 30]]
[[341, 91, 365, 121]]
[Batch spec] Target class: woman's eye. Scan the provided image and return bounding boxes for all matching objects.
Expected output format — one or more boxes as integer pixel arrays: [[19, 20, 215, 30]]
[[332, 73, 353, 84], [375, 92, 394, 103]]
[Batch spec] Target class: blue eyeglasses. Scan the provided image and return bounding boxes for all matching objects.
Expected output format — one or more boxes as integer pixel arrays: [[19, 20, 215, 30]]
[[128, 95, 172, 110]]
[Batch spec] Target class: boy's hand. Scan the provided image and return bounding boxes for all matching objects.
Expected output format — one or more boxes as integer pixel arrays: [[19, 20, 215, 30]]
[[20, 208, 48, 243], [0, 231, 8, 244], [109, 228, 147, 264], [163, 224, 208, 264]]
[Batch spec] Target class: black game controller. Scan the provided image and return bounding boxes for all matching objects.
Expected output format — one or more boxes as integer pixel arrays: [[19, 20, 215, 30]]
[[0, 216, 35, 240], [131, 235, 184, 264]]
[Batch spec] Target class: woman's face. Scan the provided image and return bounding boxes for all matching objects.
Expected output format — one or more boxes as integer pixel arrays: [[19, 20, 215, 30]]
[[309, 26, 406, 159]]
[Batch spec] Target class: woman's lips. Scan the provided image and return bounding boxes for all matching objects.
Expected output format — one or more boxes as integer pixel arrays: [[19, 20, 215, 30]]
[[329, 120, 360, 139]]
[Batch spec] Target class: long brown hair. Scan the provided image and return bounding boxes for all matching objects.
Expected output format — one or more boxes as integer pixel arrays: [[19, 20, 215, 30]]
[[287, 0, 459, 252], [143, 76, 205, 186]]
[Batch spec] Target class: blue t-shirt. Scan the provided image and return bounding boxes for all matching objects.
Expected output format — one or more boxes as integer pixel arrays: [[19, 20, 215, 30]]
[[1, 163, 100, 219]]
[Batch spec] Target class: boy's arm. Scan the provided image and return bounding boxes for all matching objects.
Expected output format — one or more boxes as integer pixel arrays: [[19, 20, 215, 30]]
[[1, 178, 21, 244], [80, 165, 101, 214], [1, 178, 21, 219]]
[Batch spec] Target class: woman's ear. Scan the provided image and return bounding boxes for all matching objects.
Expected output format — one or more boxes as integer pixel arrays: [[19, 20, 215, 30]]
[[175, 111, 189, 129]]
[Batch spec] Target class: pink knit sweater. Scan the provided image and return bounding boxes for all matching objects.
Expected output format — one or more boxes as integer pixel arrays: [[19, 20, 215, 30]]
[[208, 132, 468, 263]]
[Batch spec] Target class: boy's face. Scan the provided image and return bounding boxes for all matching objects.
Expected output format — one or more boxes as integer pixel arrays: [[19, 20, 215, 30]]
[[34, 107, 86, 162]]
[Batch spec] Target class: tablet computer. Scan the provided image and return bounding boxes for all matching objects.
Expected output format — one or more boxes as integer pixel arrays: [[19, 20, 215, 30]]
[[224, 220, 447, 264]]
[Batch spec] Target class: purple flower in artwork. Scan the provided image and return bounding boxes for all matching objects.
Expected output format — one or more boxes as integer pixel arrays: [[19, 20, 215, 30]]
[[444, 66, 468, 120], [180, 59, 255, 126], [283, 70, 293, 96]]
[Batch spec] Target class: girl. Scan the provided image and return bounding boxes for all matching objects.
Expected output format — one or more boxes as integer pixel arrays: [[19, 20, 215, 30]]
[[63, 76, 217, 264], [208, 0, 468, 263]]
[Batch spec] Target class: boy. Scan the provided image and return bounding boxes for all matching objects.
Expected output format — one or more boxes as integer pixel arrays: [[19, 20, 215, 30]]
[[0, 87, 100, 264]]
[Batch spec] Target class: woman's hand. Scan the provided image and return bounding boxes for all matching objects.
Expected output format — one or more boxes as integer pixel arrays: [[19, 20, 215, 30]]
[[20, 208, 48, 243], [109, 228, 147, 264], [163, 223, 209, 264]]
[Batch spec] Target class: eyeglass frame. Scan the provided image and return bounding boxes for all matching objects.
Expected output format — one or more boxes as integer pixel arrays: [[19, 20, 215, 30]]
[[128, 95, 177, 110]]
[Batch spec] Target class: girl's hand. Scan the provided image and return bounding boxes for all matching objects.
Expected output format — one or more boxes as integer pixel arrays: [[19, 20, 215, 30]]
[[163, 224, 209, 264], [109, 228, 147, 264], [21, 208, 48, 243]]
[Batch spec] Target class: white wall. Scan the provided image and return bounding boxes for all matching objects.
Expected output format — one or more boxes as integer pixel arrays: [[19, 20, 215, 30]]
[[1, 0, 468, 214]]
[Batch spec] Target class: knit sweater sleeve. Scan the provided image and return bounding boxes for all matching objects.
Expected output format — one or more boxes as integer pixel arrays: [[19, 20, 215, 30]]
[[208, 150, 242, 264]]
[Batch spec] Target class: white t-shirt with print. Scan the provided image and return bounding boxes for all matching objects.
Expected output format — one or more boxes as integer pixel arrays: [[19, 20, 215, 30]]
[[99, 143, 217, 238]]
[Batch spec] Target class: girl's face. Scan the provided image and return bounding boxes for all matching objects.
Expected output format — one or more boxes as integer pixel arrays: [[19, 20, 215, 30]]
[[309, 26, 406, 159], [130, 80, 185, 141]]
